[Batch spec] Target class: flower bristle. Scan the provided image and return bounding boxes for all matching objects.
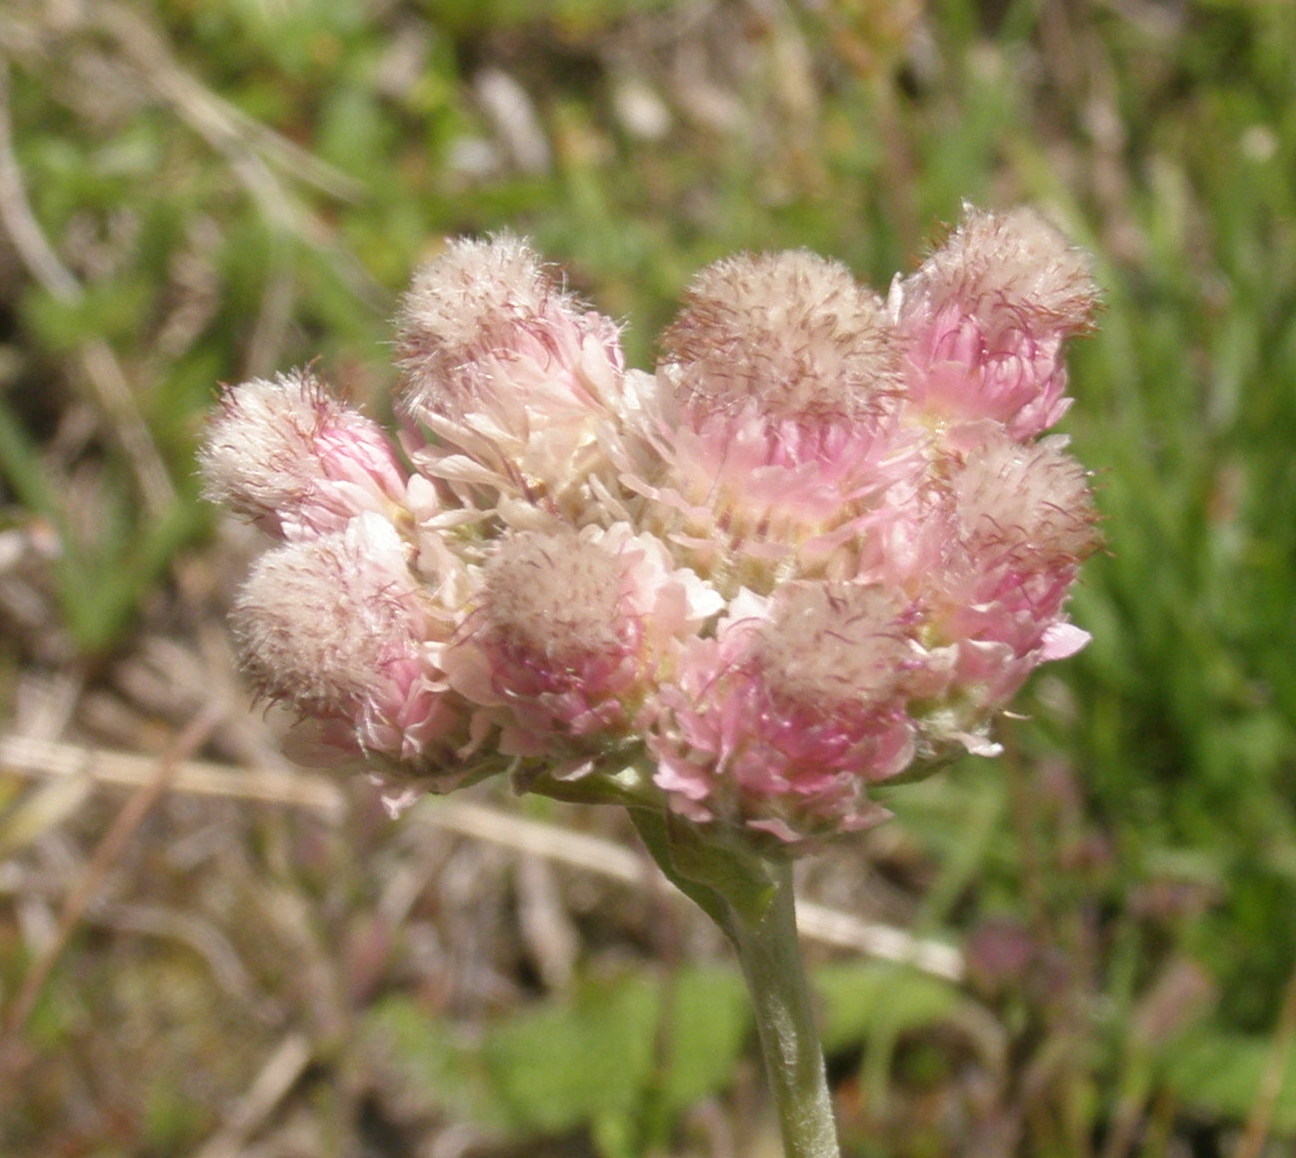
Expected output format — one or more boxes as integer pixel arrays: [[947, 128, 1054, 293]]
[[482, 529, 629, 661], [662, 249, 900, 421], [914, 205, 1099, 336], [394, 234, 554, 416]]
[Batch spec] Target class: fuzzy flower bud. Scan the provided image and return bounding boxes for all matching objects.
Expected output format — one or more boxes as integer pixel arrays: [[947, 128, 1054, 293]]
[[755, 582, 919, 712], [619, 252, 920, 591], [934, 436, 1100, 675], [231, 514, 462, 774], [647, 584, 924, 844], [662, 250, 900, 424], [198, 369, 410, 539], [893, 205, 1099, 439], [952, 436, 1100, 597], [394, 234, 625, 510], [448, 524, 721, 755]]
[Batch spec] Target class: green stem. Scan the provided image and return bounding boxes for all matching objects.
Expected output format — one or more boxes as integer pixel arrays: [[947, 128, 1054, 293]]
[[615, 806, 841, 1156], [719, 857, 841, 1158]]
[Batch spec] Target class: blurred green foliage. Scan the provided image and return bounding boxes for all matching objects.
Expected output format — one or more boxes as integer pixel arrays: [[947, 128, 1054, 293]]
[[371, 963, 752, 1154], [3, 0, 1296, 1153]]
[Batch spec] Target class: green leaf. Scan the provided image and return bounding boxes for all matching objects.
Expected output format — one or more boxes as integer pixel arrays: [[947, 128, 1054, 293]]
[[54, 495, 202, 655], [363, 996, 506, 1128], [813, 961, 961, 1056], [480, 972, 659, 1133], [0, 397, 70, 533], [317, 85, 393, 178], [367, 964, 751, 1150], [625, 808, 728, 926], [656, 964, 751, 1112]]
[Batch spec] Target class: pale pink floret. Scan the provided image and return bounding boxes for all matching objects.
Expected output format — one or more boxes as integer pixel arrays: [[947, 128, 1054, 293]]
[[199, 369, 411, 540], [395, 234, 625, 511], [231, 513, 462, 774], [647, 584, 930, 842], [446, 523, 723, 757], [907, 435, 1099, 718], [618, 251, 924, 588], [944, 437, 1097, 640], [893, 205, 1098, 439], [621, 387, 924, 588]]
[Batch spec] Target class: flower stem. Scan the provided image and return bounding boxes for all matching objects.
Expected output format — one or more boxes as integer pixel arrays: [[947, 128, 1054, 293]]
[[623, 808, 840, 1157], [718, 857, 841, 1158]]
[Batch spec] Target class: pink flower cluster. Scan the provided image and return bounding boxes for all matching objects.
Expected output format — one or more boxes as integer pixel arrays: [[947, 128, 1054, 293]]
[[201, 206, 1100, 845]]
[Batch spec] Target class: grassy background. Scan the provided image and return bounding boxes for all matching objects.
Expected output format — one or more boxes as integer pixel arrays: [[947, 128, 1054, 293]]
[[2, 0, 1295, 1154]]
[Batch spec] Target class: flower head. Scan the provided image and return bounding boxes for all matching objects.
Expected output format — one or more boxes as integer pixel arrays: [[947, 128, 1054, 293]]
[[447, 523, 721, 756], [205, 209, 1100, 846], [198, 369, 410, 539], [231, 514, 466, 777], [893, 205, 1099, 439], [615, 251, 922, 593], [950, 434, 1100, 606], [395, 234, 625, 515], [463, 527, 643, 741], [661, 250, 900, 423], [646, 585, 925, 844]]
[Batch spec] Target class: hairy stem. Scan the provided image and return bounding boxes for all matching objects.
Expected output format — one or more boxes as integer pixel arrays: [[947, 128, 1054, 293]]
[[719, 857, 840, 1158]]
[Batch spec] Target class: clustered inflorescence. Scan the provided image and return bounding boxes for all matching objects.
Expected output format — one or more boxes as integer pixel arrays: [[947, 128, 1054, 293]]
[[200, 206, 1100, 848]]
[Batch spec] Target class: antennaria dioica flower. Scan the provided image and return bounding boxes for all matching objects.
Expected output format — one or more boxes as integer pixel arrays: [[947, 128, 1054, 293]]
[[200, 206, 1100, 1158]]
